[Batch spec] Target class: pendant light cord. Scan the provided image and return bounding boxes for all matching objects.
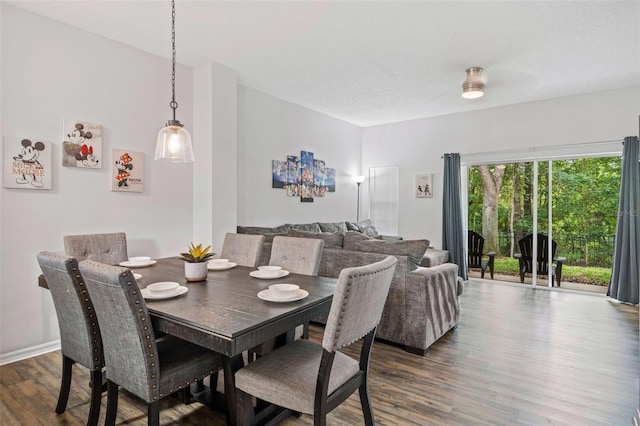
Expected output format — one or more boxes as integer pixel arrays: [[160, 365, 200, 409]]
[[170, 0, 178, 122]]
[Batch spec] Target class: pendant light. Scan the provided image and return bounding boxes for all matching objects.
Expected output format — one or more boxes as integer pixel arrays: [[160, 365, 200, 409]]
[[462, 67, 485, 99], [155, 0, 194, 162]]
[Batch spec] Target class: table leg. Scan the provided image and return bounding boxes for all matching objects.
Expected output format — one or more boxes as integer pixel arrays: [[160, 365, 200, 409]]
[[222, 354, 245, 426]]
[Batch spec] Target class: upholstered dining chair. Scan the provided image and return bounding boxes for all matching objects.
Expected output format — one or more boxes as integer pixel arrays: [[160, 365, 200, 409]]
[[220, 233, 265, 267], [235, 256, 398, 426], [251, 236, 325, 358], [78, 260, 223, 426], [269, 236, 324, 276], [37, 251, 104, 426], [64, 232, 128, 265]]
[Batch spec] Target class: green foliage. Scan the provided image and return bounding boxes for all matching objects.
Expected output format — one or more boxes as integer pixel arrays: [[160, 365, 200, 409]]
[[468, 156, 621, 266], [180, 243, 214, 263], [491, 257, 611, 285]]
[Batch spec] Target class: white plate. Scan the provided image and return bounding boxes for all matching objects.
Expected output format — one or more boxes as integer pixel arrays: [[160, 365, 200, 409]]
[[141, 285, 188, 300], [257, 289, 308, 303], [133, 273, 142, 280], [119, 260, 157, 268], [249, 270, 290, 280], [208, 261, 237, 271], [146, 281, 179, 293]]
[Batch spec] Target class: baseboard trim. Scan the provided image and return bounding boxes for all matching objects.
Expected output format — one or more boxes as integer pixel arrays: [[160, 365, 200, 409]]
[[0, 340, 60, 366]]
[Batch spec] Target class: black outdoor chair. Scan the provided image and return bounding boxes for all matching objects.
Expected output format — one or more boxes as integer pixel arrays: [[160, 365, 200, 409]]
[[467, 231, 496, 279], [514, 233, 566, 286]]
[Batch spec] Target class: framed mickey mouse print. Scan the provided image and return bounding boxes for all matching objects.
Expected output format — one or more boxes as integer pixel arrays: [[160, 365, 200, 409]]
[[62, 119, 102, 168], [112, 148, 144, 193], [3, 136, 52, 190]]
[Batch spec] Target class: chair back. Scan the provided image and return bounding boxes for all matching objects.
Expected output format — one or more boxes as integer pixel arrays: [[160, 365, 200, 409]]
[[269, 236, 324, 276], [467, 231, 485, 269], [78, 260, 159, 401], [37, 251, 104, 371], [220, 233, 265, 267], [64, 232, 128, 265], [518, 233, 557, 275], [322, 256, 397, 353]]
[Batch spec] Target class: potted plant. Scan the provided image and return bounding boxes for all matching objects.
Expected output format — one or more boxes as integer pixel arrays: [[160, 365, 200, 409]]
[[181, 243, 214, 282]]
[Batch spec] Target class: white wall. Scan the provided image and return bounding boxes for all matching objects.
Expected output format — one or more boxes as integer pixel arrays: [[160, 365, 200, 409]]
[[237, 86, 363, 226], [0, 5, 194, 359], [362, 86, 640, 247]]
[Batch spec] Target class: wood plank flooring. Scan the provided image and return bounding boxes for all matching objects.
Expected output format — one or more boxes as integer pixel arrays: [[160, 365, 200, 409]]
[[1, 280, 637, 425]]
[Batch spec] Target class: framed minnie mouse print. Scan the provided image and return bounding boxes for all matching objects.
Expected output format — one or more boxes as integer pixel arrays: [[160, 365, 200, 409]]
[[62, 119, 102, 168], [3, 136, 52, 189], [112, 149, 144, 193]]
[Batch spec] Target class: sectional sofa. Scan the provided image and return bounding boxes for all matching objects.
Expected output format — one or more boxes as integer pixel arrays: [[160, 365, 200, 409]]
[[237, 220, 463, 355]]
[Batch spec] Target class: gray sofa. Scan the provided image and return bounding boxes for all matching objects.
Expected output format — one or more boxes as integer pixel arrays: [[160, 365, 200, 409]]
[[237, 221, 463, 355]]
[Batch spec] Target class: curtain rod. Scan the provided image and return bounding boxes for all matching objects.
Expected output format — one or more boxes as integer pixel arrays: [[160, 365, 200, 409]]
[[441, 139, 623, 159]]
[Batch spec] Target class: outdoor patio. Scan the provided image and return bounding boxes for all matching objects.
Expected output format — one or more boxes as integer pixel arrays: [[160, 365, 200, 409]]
[[467, 270, 609, 294]]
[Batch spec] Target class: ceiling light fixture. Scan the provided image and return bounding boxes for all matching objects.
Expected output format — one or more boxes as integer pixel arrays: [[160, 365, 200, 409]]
[[155, 0, 194, 162], [462, 67, 485, 99]]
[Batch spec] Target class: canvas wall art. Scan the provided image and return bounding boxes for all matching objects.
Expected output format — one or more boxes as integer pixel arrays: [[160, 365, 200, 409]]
[[112, 149, 144, 192], [3, 137, 52, 189], [272, 152, 336, 202], [415, 173, 433, 198], [62, 120, 102, 168]]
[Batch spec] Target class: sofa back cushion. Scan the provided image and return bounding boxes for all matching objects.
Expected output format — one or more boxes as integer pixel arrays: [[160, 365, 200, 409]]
[[317, 222, 348, 233], [287, 229, 344, 249], [343, 231, 429, 266], [285, 223, 322, 233], [237, 225, 288, 243]]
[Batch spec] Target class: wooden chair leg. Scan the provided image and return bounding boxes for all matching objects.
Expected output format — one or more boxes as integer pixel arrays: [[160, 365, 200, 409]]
[[105, 380, 118, 426], [55, 355, 74, 414], [87, 369, 103, 426], [148, 400, 160, 426], [236, 388, 255, 426], [359, 380, 375, 426]]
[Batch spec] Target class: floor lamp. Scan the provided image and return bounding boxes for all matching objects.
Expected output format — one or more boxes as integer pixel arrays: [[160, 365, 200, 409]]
[[355, 175, 366, 222]]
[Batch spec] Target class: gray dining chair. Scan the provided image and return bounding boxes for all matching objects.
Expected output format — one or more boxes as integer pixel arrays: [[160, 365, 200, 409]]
[[78, 260, 223, 426], [64, 232, 128, 265], [37, 251, 104, 426], [251, 236, 325, 358], [269, 236, 324, 276], [235, 256, 398, 426], [220, 233, 265, 267]]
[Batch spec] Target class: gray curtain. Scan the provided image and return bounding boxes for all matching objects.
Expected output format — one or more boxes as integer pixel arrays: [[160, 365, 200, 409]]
[[442, 153, 467, 280], [607, 136, 639, 305]]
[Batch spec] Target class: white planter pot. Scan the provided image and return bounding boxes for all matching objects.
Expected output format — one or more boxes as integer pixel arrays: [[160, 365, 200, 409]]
[[184, 262, 208, 282]]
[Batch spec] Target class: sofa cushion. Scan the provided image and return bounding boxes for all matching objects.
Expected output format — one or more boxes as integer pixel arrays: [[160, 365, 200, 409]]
[[345, 221, 360, 231], [285, 223, 322, 233], [287, 229, 344, 249], [420, 248, 450, 267], [317, 221, 348, 233], [237, 225, 289, 243], [356, 219, 380, 237], [343, 232, 429, 265]]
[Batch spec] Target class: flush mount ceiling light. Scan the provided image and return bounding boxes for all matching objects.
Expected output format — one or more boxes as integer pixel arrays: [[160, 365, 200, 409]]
[[155, 0, 194, 162], [462, 67, 485, 99]]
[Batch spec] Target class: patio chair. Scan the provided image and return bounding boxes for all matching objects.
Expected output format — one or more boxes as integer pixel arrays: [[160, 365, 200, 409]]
[[235, 256, 398, 426], [514, 233, 566, 286], [467, 231, 496, 279]]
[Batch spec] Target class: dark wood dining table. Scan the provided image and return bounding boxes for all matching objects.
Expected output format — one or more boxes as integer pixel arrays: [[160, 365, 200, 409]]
[[40, 256, 337, 425]]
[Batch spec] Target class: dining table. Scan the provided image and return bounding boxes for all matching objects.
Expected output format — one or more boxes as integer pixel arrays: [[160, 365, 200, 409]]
[[39, 256, 337, 425]]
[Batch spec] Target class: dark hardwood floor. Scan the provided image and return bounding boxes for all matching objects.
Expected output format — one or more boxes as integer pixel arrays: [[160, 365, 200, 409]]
[[1, 280, 637, 425]]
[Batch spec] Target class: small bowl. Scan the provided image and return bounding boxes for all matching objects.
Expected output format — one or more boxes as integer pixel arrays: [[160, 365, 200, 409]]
[[269, 283, 300, 296], [258, 265, 282, 276], [209, 259, 229, 265], [129, 256, 151, 264], [146, 281, 179, 293]]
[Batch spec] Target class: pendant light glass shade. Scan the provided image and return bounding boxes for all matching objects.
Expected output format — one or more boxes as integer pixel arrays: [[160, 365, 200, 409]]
[[155, 121, 194, 162], [462, 67, 485, 99], [155, 0, 194, 162]]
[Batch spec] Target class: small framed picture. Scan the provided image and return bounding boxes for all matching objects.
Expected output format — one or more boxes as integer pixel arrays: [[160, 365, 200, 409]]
[[3, 137, 52, 190], [415, 173, 433, 198], [112, 149, 144, 192]]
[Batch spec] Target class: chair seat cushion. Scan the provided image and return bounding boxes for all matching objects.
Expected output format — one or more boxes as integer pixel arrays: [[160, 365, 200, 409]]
[[235, 339, 359, 414], [156, 336, 222, 398]]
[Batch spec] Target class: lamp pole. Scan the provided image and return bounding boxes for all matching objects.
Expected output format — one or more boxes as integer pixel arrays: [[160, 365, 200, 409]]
[[356, 181, 362, 222]]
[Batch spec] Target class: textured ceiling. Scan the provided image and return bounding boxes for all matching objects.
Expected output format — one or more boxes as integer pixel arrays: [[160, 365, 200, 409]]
[[7, 1, 640, 127]]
